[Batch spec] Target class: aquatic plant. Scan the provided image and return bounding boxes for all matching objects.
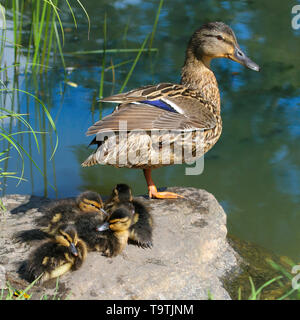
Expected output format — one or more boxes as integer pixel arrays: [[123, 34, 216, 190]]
[[0, 0, 92, 202], [0, 0, 90, 73], [236, 258, 300, 300]]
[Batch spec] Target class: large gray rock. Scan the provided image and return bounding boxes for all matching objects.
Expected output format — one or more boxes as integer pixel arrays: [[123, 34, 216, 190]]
[[0, 187, 240, 300]]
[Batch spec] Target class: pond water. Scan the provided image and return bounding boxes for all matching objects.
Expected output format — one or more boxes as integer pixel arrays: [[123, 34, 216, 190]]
[[3, 0, 300, 261]]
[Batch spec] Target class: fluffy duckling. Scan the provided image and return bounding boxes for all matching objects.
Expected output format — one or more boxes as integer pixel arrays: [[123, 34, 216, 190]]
[[104, 183, 135, 215], [35, 191, 105, 236], [73, 212, 106, 252], [105, 184, 153, 248], [129, 200, 153, 249], [93, 207, 133, 257], [24, 224, 87, 284]]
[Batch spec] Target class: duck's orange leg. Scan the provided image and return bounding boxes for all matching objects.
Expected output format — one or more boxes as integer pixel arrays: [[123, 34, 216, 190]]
[[143, 169, 184, 199]]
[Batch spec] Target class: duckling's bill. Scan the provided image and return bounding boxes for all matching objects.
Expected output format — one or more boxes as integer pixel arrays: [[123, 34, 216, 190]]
[[96, 222, 109, 232], [69, 243, 78, 256]]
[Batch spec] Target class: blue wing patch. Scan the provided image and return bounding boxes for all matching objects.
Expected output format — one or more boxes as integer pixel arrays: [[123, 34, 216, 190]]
[[140, 100, 178, 113]]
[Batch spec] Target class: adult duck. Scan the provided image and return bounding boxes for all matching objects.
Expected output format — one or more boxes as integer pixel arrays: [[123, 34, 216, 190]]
[[82, 22, 259, 199]]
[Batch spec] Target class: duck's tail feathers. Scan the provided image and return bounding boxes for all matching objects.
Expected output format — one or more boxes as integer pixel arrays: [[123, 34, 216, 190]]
[[81, 153, 98, 167]]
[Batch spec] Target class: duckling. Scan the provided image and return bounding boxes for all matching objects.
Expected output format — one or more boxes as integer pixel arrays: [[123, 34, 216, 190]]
[[24, 224, 87, 284], [105, 184, 153, 248], [35, 191, 105, 236], [73, 211, 106, 252], [15, 191, 106, 244], [129, 199, 153, 249], [104, 183, 135, 215], [93, 207, 133, 257]]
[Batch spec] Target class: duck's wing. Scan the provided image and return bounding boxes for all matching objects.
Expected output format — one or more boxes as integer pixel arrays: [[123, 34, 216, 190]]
[[87, 83, 216, 135]]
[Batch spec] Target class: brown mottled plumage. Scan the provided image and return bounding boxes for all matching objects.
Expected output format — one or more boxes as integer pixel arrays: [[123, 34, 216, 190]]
[[82, 22, 259, 199]]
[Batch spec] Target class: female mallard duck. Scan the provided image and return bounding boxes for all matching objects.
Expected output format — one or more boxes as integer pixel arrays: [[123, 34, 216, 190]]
[[104, 184, 153, 248], [24, 224, 87, 284], [82, 22, 259, 199], [35, 191, 106, 236]]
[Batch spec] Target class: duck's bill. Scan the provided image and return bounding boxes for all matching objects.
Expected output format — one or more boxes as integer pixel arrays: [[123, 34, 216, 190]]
[[230, 46, 260, 72], [96, 222, 109, 232], [69, 243, 78, 256]]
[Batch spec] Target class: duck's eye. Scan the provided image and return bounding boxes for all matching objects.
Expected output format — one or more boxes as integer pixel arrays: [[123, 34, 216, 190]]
[[216, 35, 224, 41]]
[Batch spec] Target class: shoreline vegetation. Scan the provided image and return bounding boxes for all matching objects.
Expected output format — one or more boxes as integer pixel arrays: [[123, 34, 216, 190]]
[[0, 0, 161, 199]]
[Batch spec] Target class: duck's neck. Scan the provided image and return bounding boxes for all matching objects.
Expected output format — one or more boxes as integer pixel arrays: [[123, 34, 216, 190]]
[[181, 52, 220, 114]]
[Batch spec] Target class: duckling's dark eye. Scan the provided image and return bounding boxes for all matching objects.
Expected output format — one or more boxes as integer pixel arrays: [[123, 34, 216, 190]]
[[216, 35, 224, 41]]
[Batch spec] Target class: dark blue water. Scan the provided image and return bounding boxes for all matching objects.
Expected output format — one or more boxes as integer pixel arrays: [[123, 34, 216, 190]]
[[3, 0, 300, 260]]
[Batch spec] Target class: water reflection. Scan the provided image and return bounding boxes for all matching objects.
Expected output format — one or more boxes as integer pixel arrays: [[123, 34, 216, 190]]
[[3, 0, 300, 260]]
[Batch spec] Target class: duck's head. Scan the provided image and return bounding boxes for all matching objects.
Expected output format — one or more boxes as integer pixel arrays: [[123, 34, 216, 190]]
[[55, 225, 80, 257], [111, 184, 133, 203], [96, 207, 132, 233], [188, 21, 259, 71], [77, 191, 106, 215]]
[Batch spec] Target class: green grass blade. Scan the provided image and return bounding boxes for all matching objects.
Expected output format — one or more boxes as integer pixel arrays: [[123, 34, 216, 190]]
[[238, 287, 242, 300], [0, 3, 6, 30], [255, 275, 283, 297], [99, 13, 107, 100], [40, 1, 52, 73], [248, 275, 283, 300], [52, 277, 60, 300], [1, 126, 56, 190], [277, 288, 296, 300], [45, 5, 55, 70], [0, 64, 20, 73], [0, 107, 41, 153], [65, 0, 77, 28], [266, 258, 293, 280], [122, 17, 130, 46], [0, 88, 59, 160], [68, 48, 158, 55], [0, 156, 10, 162], [47, 0, 64, 45], [119, 34, 149, 93], [15, 274, 43, 300], [0, 132, 24, 185], [75, 0, 90, 39], [53, 20, 66, 71], [248, 276, 257, 300], [32, 0, 48, 71], [149, 0, 163, 51], [104, 59, 134, 71]]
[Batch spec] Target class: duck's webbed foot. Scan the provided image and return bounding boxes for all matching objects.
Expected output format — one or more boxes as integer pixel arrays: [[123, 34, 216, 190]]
[[148, 185, 184, 199]]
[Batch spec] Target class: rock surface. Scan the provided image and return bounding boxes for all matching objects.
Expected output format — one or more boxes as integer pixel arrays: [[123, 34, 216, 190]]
[[0, 187, 241, 300]]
